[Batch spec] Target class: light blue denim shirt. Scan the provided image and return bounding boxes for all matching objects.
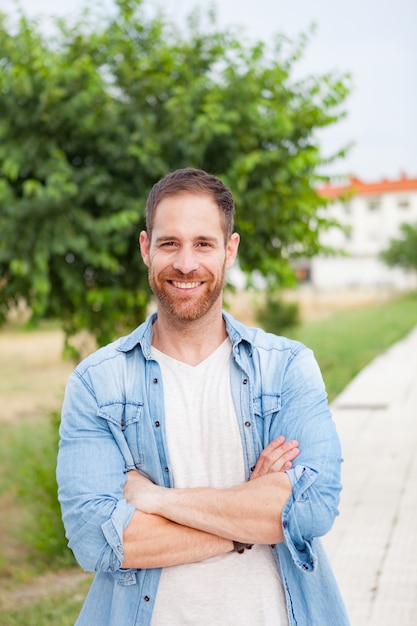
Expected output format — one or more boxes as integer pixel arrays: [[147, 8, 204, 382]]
[[57, 311, 350, 625]]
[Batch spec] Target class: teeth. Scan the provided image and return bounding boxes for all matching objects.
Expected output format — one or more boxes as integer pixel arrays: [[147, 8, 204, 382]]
[[172, 281, 200, 289]]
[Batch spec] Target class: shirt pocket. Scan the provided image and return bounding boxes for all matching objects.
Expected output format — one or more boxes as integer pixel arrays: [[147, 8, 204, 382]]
[[253, 393, 281, 441], [98, 401, 145, 470]]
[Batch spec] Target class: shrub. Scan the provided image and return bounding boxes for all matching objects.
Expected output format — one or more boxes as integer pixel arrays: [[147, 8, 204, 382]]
[[256, 291, 300, 334]]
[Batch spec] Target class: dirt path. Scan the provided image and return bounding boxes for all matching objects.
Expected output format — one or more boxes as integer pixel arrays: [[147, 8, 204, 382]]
[[0, 328, 75, 422], [0, 567, 93, 611]]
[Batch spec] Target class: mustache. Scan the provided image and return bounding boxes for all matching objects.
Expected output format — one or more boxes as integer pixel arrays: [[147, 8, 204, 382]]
[[158, 270, 209, 281]]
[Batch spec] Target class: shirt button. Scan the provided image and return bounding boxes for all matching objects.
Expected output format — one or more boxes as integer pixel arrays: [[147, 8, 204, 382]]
[[164, 467, 169, 473], [283, 520, 288, 528], [245, 421, 251, 427], [302, 564, 309, 571], [144, 595, 150, 602], [121, 419, 125, 427], [242, 379, 248, 385], [155, 421, 160, 427], [153, 378, 158, 384]]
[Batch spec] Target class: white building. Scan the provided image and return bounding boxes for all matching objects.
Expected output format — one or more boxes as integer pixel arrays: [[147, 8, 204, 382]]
[[308, 174, 417, 290]]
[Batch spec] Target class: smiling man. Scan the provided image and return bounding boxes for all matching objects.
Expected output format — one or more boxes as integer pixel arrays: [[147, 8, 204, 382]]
[[57, 168, 349, 625], [141, 191, 237, 330]]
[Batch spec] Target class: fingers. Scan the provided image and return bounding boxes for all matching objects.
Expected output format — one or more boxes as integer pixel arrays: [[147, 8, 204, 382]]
[[124, 471, 152, 498], [124, 471, 158, 511], [250, 437, 299, 480]]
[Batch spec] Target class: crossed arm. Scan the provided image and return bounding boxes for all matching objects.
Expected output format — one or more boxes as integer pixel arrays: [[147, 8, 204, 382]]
[[122, 436, 299, 569]]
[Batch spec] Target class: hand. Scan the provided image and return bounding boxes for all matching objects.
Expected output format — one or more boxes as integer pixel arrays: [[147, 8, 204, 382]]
[[123, 471, 161, 514], [250, 436, 299, 480]]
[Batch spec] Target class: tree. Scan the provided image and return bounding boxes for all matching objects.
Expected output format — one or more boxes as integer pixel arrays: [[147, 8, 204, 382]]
[[380, 222, 417, 274], [0, 0, 350, 347]]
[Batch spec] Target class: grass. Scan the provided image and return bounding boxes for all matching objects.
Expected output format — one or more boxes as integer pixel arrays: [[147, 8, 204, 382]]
[[0, 417, 84, 625], [0, 415, 74, 576], [290, 290, 417, 401], [0, 290, 416, 621]]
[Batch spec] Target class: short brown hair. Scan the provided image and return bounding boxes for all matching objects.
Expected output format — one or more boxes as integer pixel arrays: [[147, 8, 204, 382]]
[[145, 168, 235, 241]]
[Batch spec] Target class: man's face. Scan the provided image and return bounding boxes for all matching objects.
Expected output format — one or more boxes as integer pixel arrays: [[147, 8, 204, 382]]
[[140, 192, 239, 323]]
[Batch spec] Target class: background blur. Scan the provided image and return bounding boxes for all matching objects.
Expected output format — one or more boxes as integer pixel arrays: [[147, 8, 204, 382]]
[[13, 0, 417, 181]]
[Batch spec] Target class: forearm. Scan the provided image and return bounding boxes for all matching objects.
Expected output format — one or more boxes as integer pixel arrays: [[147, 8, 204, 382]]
[[122, 510, 233, 569], [145, 473, 292, 545]]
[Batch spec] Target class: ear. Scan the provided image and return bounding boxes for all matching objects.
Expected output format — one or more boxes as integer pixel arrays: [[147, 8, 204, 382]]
[[225, 232, 240, 269], [139, 231, 150, 267]]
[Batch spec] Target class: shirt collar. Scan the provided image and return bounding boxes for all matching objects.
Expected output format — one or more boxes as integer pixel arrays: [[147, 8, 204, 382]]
[[117, 311, 157, 358], [116, 310, 254, 358]]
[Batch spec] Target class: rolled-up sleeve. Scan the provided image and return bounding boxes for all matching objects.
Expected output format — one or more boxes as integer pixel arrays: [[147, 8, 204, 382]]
[[57, 370, 136, 573], [272, 346, 343, 572]]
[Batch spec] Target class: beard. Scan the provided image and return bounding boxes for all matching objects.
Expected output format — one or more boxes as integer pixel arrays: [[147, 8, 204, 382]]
[[148, 266, 226, 322]]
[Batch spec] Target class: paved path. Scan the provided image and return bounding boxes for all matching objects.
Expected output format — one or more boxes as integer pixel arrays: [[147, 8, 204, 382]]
[[324, 326, 417, 625]]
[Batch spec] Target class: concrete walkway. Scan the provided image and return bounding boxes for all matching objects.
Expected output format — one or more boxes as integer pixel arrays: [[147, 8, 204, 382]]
[[324, 326, 417, 625]]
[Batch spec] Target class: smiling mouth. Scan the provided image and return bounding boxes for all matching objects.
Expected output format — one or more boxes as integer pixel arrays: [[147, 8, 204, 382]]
[[171, 281, 202, 289]]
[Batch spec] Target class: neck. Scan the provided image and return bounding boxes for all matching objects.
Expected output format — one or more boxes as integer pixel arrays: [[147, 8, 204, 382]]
[[152, 304, 227, 366]]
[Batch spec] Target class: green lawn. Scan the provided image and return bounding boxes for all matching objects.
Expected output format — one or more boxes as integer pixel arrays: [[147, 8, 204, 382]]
[[290, 290, 417, 401]]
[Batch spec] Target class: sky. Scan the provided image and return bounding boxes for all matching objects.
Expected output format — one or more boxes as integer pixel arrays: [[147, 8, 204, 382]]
[[4, 0, 417, 182]]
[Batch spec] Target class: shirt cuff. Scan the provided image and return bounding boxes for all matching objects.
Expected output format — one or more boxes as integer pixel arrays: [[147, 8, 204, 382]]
[[100, 499, 136, 572], [281, 465, 318, 572]]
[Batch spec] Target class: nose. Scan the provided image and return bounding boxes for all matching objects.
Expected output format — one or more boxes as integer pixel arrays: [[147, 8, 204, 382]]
[[172, 245, 200, 275]]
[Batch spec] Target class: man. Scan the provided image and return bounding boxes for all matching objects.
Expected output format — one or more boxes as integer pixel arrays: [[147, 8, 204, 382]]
[[57, 168, 349, 625]]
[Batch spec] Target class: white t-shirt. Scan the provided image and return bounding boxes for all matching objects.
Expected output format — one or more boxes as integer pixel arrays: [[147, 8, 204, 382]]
[[150, 339, 288, 626]]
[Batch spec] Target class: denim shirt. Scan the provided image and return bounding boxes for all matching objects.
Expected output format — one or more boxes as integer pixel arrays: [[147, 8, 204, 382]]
[[57, 311, 350, 626]]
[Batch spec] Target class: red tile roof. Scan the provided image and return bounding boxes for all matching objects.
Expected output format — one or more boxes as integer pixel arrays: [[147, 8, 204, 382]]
[[319, 173, 417, 200]]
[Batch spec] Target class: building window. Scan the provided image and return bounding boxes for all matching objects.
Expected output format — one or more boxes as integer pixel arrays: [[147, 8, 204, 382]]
[[343, 201, 351, 215], [368, 199, 381, 211], [295, 267, 311, 283], [398, 198, 410, 209]]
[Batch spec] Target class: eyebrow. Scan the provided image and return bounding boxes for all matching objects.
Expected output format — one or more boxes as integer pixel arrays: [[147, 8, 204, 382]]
[[154, 235, 220, 244]]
